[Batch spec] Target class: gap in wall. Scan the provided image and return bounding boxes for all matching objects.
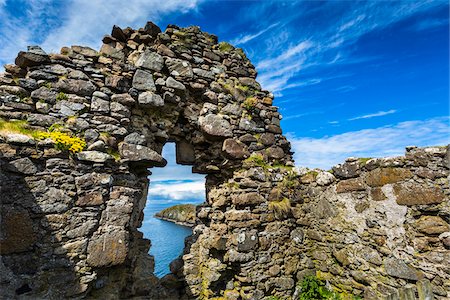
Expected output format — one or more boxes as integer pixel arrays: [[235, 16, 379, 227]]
[[141, 143, 206, 278]]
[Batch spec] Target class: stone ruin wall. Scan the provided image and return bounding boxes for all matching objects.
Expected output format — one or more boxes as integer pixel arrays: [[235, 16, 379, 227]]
[[0, 22, 448, 300]]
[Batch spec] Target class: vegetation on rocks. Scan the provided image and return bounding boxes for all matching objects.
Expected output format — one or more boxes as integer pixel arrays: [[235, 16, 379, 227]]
[[0, 118, 40, 138], [155, 204, 196, 226], [38, 131, 86, 153]]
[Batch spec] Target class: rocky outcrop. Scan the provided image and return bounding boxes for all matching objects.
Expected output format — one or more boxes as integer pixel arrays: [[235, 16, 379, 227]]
[[0, 20, 448, 300], [155, 204, 196, 226]]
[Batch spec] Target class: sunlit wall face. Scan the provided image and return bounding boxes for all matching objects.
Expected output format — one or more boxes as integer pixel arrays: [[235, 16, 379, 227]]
[[141, 143, 205, 278]]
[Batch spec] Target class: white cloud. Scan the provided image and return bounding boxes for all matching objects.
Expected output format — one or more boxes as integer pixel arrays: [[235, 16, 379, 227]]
[[148, 180, 205, 201], [348, 109, 397, 121], [41, 0, 201, 53], [230, 22, 279, 45], [146, 143, 206, 202], [0, 0, 202, 65], [289, 117, 450, 169]]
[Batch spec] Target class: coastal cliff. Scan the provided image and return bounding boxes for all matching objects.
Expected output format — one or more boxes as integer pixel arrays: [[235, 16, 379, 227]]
[[155, 204, 196, 226]]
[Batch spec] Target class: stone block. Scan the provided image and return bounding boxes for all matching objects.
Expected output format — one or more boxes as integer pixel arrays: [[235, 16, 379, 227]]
[[393, 182, 445, 205], [87, 230, 128, 267], [365, 167, 413, 187], [336, 178, 366, 193]]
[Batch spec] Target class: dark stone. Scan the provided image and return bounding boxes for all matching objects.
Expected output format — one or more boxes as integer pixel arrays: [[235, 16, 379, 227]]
[[111, 25, 127, 42], [15, 46, 50, 68]]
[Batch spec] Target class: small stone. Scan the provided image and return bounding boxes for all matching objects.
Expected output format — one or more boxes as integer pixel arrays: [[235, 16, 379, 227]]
[[87, 140, 106, 151], [332, 160, 361, 179], [15, 46, 50, 67], [132, 69, 156, 91], [199, 114, 233, 139], [393, 182, 445, 205], [76, 151, 113, 163], [91, 97, 110, 113], [87, 231, 128, 267], [118, 143, 166, 167], [222, 138, 249, 159], [71, 45, 98, 57], [135, 49, 164, 71], [5, 133, 35, 145], [384, 257, 422, 281], [316, 171, 335, 186], [124, 132, 146, 145], [232, 193, 264, 206], [6, 157, 37, 174], [165, 58, 193, 78], [111, 93, 135, 106], [336, 178, 366, 193], [415, 216, 449, 235], [365, 167, 413, 187], [138, 91, 164, 107], [166, 76, 186, 90]]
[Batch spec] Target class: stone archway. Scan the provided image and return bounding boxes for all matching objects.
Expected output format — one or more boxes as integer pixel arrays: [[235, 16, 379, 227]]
[[0, 22, 295, 299]]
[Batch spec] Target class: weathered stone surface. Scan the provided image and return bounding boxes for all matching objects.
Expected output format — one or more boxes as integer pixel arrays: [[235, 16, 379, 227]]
[[316, 171, 335, 186], [199, 114, 233, 138], [15, 46, 50, 67], [6, 158, 37, 174], [384, 257, 422, 281], [336, 178, 366, 193], [138, 91, 163, 106], [370, 187, 387, 201], [76, 151, 113, 163], [4, 133, 35, 145], [55, 79, 96, 96], [135, 49, 164, 71], [222, 138, 249, 159], [132, 69, 156, 91], [119, 143, 166, 167], [72, 45, 98, 57], [1, 21, 448, 300], [91, 96, 110, 113], [0, 208, 36, 254], [87, 231, 128, 267], [165, 58, 193, 78], [333, 160, 360, 179], [393, 182, 445, 205], [76, 191, 104, 206], [366, 167, 413, 187], [415, 216, 449, 235], [166, 76, 186, 90], [176, 140, 195, 165], [232, 193, 264, 206]]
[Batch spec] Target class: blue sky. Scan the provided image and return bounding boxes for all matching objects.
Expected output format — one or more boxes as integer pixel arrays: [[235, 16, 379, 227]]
[[1, 0, 449, 173]]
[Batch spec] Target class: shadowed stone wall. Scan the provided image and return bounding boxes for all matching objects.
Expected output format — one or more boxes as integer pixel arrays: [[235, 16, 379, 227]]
[[0, 22, 448, 299]]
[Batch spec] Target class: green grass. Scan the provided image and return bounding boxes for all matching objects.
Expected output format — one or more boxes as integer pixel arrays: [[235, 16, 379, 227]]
[[56, 92, 68, 101], [269, 198, 291, 218], [0, 118, 41, 138], [107, 148, 121, 161], [299, 276, 362, 300], [358, 157, 372, 165], [218, 41, 234, 52]]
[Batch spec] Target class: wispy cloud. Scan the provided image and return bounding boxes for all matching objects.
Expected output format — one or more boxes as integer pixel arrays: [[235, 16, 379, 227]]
[[348, 109, 397, 121], [247, 1, 446, 92], [0, 0, 203, 66], [231, 22, 279, 45], [289, 116, 450, 169]]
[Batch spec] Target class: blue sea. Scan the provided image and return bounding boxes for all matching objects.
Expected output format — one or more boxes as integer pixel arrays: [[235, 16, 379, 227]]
[[140, 197, 203, 278]]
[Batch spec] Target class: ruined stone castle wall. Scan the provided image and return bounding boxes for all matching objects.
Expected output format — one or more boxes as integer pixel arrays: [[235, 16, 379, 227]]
[[286, 146, 449, 299], [0, 22, 448, 300]]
